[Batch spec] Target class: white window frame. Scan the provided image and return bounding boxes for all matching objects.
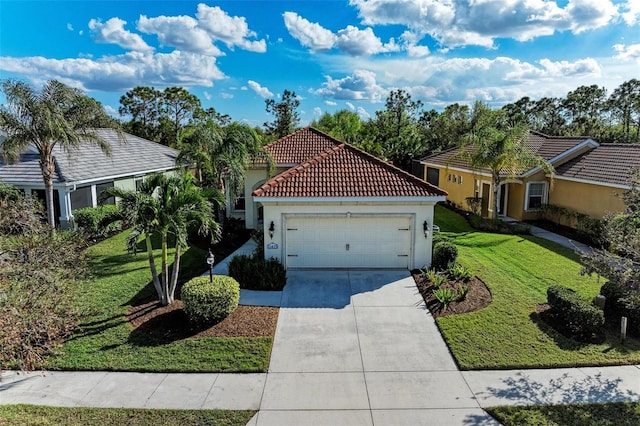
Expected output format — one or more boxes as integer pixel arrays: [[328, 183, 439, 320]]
[[524, 181, 548, 211]]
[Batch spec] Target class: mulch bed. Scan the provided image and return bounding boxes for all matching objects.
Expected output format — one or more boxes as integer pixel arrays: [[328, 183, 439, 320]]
[[412, 271, 492, 318], [127, 301, 278, 340]]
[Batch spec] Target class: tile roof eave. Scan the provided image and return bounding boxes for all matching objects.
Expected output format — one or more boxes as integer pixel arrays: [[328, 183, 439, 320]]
[[253, 195, 448, 202]]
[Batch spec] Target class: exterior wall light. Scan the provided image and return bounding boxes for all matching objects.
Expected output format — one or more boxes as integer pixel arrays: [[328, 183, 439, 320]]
[[423, 220, 429, 238], [269, 221, 275, 239]]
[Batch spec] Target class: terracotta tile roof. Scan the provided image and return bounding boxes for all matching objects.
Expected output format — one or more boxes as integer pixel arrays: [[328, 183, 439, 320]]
[[420, 131, 593, 176], [261, 127, 343, 165], [555, 144, 640, 186], [253, 128, 447, 198]]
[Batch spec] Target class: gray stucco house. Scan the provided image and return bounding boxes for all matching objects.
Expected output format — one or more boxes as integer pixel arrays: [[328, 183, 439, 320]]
[[0, 128, 179, 228]]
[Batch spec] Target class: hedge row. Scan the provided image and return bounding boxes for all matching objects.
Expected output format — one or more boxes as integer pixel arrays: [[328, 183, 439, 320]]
[[547, 285, 604, 342], [228, 254, 286, 291], [74, 205, 122, 238]]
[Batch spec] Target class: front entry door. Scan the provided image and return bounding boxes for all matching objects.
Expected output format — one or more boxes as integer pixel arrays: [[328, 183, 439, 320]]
[[480, 183, 490, 218]]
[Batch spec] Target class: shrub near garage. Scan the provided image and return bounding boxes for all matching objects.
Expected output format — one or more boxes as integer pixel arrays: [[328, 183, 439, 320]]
[[432, 241, 458, 271], [181, 276, 240, 325], [228, 254, 286, 291]]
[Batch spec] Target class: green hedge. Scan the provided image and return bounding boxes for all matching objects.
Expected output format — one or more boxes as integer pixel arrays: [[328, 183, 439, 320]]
[[432, 241, 458, 271], [228, 254, 286, 291], [181, 276, 240, 325], [547, 285, 605, 342], [74, 205, 122, 238]]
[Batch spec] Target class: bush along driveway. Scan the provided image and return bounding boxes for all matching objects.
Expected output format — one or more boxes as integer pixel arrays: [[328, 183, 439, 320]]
[[433, 205, 640, 370], [44, 231, 272, 373]]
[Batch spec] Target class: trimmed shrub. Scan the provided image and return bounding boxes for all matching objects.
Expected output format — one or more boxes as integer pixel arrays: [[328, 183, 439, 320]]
[[181, 276, 240, 325], [547, 285, 605, 342], [600, 281, 628, 317], [74, 205, 122, 239], [432, 241, 458, 271], [228, 253, 287, 291], [620, 295, 640, 337]]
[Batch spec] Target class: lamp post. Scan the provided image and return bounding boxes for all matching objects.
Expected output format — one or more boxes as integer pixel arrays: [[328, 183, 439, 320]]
[[206, 249, 215, 283]]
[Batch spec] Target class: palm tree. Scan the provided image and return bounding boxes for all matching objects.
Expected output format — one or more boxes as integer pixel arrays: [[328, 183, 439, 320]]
[[450, 102, 554, 219], [106, 172, 223, 305], [177, 122, 274, 219], [0, 79, 121, 229]]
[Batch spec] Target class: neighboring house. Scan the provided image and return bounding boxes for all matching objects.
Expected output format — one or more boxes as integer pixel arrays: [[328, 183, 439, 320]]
[[243, 127, 447, 270], [419, 131, 636, 225], [0, 128, 179, 228]]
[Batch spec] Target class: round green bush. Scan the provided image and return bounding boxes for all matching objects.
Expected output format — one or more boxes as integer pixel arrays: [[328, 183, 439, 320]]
[[432, 241, 458, 271], [181, 276, 240, 325]]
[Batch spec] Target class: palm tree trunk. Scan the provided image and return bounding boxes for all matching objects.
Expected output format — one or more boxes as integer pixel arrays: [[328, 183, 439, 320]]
[[145, 235, 162, 300], [40, 154, 57, 231], [168, 244, 181, 305], [161, 233, 170, 305], [492, 173, 500, 220]]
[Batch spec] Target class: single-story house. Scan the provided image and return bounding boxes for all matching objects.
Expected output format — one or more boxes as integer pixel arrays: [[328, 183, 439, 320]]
[[419, 131, 638, 225], [242, 127, 447, 270], [0, 128, 179, 228]]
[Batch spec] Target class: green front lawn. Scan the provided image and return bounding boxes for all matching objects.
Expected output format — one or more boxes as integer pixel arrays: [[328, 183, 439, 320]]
[[487, 402, 640, 426], [44, 231, 272, 372], [434, 205, 640, 369], [0, 405, 255, 426]]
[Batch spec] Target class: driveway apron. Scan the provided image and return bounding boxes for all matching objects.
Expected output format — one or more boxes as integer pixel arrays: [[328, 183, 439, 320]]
[[256, 269, 496, 426]]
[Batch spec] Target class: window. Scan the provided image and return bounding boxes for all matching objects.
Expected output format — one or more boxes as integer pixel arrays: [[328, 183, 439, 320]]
[[458, 175, 463, 184], [526, 182, 547, 210], [474, 180, 480, 198], [233, 196, 246, 211], [134, 176, 144, 191]]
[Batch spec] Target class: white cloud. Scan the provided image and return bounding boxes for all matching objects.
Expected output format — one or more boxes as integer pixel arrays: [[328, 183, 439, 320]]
[[356, 106, 371, 119], [313, 69, 386, 101], [313, 106, 323, 116], [137, 14, 222, 56], [103, 105, 118, 117], [283, 12, 336, 51], [335, 25, 399, 55], [89, 18, 153, 52], [221, 92, 234, 99], [325, 100, 337, 106], [240, 86, 248, 91], [614, 43, 640, 61], [621, 0, 640, 25], [67, 23, 74, 31], [196, 4, 266, 52], [247, 80, 273, 98], [400, 31, 429, 57], [346, 102, 356, 111], [0, 50, 225, 92], [350, 0, 619, 49], [203, 91, 212, 100]]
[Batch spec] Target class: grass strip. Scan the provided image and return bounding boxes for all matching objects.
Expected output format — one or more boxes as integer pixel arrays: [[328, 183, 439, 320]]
[[0, 404, 255, 426], [487, 402, 640, 426]]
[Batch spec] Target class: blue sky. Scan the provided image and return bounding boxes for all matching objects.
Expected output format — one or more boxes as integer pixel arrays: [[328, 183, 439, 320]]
[[1, 0, 639, 127]]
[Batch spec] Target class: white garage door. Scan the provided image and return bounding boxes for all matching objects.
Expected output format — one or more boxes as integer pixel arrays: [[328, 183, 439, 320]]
[[285, 215, 412, 268]]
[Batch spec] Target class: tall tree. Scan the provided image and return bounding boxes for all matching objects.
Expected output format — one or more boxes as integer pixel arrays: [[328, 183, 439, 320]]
[[312, 109, 364, 145], [119, 86, 163, 141], [530, 97, 566, 135], [160, 87, 201, 147], [421, 103, 471, 152], [106, 172, 222, 306], [264, 89, 300, 138], [450, 102, 553, 219], [0, 79, 121, 230], [607, 79, 640, 143], [373, 89, 427, 170], [562, 84, 608, 137]]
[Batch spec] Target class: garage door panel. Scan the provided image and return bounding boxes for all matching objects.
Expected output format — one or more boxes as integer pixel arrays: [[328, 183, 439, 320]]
[[285, 215, 411, 269]]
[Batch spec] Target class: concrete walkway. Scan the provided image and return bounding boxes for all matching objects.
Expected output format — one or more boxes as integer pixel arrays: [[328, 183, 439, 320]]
[[502, 216, 593, 253]]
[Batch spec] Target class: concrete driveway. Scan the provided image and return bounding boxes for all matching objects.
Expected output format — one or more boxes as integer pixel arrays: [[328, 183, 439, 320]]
[[252, 269, 498, 426]]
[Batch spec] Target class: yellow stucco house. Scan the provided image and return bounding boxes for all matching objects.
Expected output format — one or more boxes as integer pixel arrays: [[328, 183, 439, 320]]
[[419, 131, 638, 226]]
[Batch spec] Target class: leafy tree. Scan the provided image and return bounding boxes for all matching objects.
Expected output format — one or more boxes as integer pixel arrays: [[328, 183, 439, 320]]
[[0, 194, 87, 370], [194, 106, 231, 127], [160, 87, 201, 147], [373, 89, 427, 170], [562, 84, 608, 138], [105, 172, 222, 305], [0, 79, 121, 230], [264, 89, 300, 138], [420, 103, 471, 152], [119, 86, 163, 141], [530, 97, 566, 135], [607, 79, 640, 143], [581, 170, 640, 291], [313, 109, 364, 145], [450, 102, 553, 219]]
